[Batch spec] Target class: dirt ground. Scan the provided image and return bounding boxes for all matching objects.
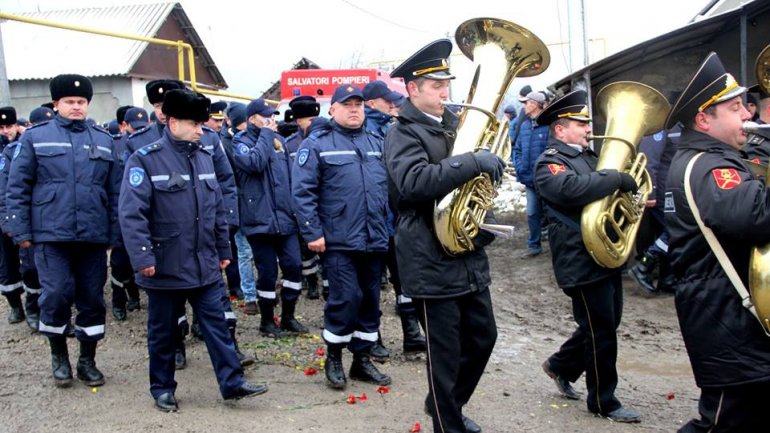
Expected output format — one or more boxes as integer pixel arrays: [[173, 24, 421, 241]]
[[0, 210, 700, 433]]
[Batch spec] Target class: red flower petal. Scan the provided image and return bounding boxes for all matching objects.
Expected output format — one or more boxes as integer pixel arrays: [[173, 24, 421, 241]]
[[666, 392, 675, 400], [273, 315, 280, 326], [315, 347, 325, 357], [346, 394, 356, 404], [376, 385, 390, 394], [357, 393, 367, 401], [304, 367, 318, 376], [409, 422, 421, 432]]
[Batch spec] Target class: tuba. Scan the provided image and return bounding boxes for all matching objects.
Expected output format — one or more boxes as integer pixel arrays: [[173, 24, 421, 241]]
[[580, 82, 670, 268], [434, 18, 549, 255], [748, 43, 770, 332]]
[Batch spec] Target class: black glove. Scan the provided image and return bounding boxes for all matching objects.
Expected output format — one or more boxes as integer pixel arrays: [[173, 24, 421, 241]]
[[473, 150, 506, 183], [618, 172, 638, 193]]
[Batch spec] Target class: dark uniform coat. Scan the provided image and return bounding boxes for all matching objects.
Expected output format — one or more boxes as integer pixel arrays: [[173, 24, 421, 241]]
[[384, 99, 495, 299], [534, 139, 626, 288], [665, 128, 770, 387]]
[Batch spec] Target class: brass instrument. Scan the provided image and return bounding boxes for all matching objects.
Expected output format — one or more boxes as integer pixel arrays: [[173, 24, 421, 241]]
[[434, 18, 549, 255], [748, 43, 770, 332], [580, 82, 670, 268]]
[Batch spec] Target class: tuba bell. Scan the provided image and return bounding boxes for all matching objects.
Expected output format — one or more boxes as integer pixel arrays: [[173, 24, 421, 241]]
[[433, 18, 549, 255], [747, 43, 770, 332], [580, 81, 670, 268]]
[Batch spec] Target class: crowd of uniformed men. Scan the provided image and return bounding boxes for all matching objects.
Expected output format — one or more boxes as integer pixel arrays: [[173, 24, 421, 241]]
[[1, 36, 770, 433]]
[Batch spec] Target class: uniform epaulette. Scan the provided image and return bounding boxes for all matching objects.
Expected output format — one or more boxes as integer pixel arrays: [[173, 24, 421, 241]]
[[233, 130, 247, 141], [91, 124, 112, 137], [747, 134, 766, 146], [202, 125, 216, 133], [128, 125, 151, 139], [137, 142, 162, 156], [24, 120, 50, 131], [544, 148, 559, 156], [285, 131, 300, 143], [308, 128, 331, 141]]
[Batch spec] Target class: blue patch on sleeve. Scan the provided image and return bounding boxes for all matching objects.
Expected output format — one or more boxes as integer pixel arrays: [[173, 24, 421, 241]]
[[0, 156, 5, 171], [653, 131, 664, 142], [237, 143, 249, 155], [128, 167, 145, 187], [298, 148, 309, 166], [12, 145, 21, 160]]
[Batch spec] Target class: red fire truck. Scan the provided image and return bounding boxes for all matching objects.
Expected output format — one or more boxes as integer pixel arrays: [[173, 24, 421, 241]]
[[277, 68, 406, 117]]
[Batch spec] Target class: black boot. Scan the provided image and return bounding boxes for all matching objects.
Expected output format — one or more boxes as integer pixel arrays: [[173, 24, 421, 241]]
[[112, 305, 127, 321], [126, 282, 141, 311], [259, 301, 284, 338], [370, 333, 390, 362], [230, 327, 256, 367], [400, 312, 426, 353], [191, 314, 204, 341], [629, 251, 658, 293], [325, 345, 346, 389], [175, 327, 187, 370], [350, 352, 392, 385], [280, 301, 308, 335], [306, 275, 320, 300], [322, 280, 330, 302], [5, 292, 25, 324], [76, 341, 105, 386], [49, 336, 73, 388], [24, 292, 39, 331]]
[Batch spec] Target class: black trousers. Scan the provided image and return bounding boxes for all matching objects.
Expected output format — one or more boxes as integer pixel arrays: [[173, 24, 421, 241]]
[[416, 289, 497, 433], [678, 383, 769, 433], [547, 273, 623, 415]]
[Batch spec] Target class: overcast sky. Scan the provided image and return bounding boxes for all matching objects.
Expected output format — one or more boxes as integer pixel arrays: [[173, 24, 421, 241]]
[[0, 0, 711, 98]]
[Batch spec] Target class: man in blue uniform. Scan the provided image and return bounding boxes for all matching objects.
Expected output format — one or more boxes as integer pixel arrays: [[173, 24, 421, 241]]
[[0, 106, 41, 330], [119, 89, 267, 412], [7, 74, 121, 388], [385, 40, 502, 433], [283, 96, 322, 301], [293, 84, 391, 390], [664, 52, 770, 433], [231, 98, 307, 337], [110, 107, 148, 321], [534, 90, 640, 423], [206, 101, 227, 133]]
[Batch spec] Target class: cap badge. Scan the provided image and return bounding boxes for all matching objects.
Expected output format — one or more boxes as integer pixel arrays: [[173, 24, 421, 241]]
[[74, 81, 80, 87], [137, 113, 143, 119], [1, 115, 5, 120], [158, 87, 164, 94], [347, 86, 353, 93]]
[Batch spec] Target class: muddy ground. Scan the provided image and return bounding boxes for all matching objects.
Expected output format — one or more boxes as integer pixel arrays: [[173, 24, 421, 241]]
[[0, 210, 700, 433]]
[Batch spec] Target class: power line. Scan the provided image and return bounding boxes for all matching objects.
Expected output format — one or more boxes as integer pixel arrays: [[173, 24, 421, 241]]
[[339, 0, 431, 35]]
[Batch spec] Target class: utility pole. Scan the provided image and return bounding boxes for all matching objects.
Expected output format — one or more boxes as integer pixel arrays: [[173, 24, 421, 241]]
[[0, 20, 10, 107], [567, 0, 589, 72]]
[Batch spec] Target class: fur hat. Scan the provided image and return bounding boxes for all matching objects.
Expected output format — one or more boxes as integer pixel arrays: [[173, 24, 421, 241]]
[[49, 74, 93, 102], [161, 89, 211, 122]]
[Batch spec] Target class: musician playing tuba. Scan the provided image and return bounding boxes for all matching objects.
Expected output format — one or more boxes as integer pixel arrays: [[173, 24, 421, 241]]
[[665, 52, 770, 433], [534, 90, 642, 423]]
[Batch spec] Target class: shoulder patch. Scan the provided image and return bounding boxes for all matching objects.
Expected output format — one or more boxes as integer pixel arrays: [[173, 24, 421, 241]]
[[544, 148, 559, 156], [237, 143, 250, 155], [664, 191, 675, 213], [298, 148, 310, 166], [653, 131, 664, 142], [0, 156, 5, 171], [128, 167, 145, 187], [12, 144, 21, 160], [751, 157, 761, 164], [138, 143, 161, 156], [548, 163, 566, 175], [711, 168, 741, 190]]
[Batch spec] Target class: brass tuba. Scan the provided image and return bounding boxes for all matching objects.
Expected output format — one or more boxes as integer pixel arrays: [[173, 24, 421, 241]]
[[748, 43, 770, 332], [434, 18, 549, 255], [580, 82, 670, 268]]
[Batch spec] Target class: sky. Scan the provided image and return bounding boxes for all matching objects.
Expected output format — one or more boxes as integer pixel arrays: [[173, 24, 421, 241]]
[[0, 0, 713, 100]]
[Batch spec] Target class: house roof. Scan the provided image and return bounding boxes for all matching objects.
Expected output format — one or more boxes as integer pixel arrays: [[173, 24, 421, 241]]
[[2, 2, 226, 87]]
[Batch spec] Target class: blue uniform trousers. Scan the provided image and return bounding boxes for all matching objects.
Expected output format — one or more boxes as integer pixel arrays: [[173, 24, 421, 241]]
[[0, 234, 22, 296], [247, 233, 302, 305], [109, 244, 136, 307], [18, 246, 41, 294], [35, 242, 107, 341], [145, 281, 244, 399], [321, 251, 382, 353]]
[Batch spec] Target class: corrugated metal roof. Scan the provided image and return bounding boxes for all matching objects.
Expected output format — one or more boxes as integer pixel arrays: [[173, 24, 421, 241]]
[[2, 2, 175, 80]]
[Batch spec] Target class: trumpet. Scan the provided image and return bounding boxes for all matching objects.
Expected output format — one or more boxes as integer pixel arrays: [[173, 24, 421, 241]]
[[744, 121, 770, 140]]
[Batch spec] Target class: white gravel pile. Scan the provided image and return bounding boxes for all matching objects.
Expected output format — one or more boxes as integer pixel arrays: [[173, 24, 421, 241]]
[[493, 172, 527, 213]]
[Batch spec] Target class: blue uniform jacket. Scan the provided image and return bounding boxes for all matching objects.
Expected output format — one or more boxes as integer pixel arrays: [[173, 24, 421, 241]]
[[291, 119, 388, 252], [128, 123, 238, 226], [6, 116, 121, 245], [364, 107, 393, 139], [513, 117, 550, 188], [231, 124, 297, 236], [0, 141, 19, 233], [119, 128, 232, 290]]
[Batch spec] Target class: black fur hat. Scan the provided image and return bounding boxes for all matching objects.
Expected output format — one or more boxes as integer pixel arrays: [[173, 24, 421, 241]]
[[146, 79, 185, 104], [0, 107, 17, 126], [289, 96, 321, 119], [49, 74, 93, 102], [162, 89, 211, 122]]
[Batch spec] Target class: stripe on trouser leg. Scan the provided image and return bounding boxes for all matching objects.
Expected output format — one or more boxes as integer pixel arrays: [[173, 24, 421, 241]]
[[301, 258, 317, 267], [23, 284, 42, 295], [38, 321, 67, 335], [0, 281, 23, 293], [76, 324, 105, 336], [322, 328, 352, 344], [301, 266, 318, 276], [282, 280, 302, 291], [709, 391, 725, 432], [579, 290, 602, 414], [397, 295, 413, 305], [322, 280, 329, 287], [422, 301, 446, 433], [257, 290, 276, 299], [178, 315, 187, 325], [654, 238, 669, 253], [110, 276, 124, 288], [224, 311, 237, 320], [352, 330, 378, 341]]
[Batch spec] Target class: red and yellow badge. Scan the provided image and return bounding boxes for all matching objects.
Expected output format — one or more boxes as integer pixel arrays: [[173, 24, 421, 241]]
[[751, 158, 761, 164], [548, 163, 566, 175], [711, 168, 742, 190]]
